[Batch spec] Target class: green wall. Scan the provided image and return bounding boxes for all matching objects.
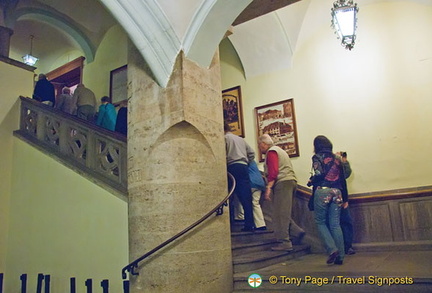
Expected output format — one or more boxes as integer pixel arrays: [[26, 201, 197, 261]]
[[1, 22, 130, 291], [83, 24, 129, 102], [0, 61, 34, 273], [5, 139, 128, 292]]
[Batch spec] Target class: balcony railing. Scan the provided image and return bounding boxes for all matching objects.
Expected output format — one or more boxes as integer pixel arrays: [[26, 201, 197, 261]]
[[14, 96, 127, 196]]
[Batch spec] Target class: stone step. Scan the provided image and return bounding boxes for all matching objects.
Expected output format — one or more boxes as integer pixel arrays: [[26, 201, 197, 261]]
[[232, 244, 310, 274], [231, 229, 276, 245], [232, 238, 280, 257]]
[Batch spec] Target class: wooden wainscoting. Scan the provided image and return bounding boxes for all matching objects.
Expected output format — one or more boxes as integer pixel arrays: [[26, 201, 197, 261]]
[[293, 185, 432, 252]]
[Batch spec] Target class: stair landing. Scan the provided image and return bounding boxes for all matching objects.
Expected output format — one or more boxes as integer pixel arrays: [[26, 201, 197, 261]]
[[232, 250, 432, 292]]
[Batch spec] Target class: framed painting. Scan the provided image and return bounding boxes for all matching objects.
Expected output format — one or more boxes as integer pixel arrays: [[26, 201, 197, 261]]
[[110, 65, 127, 104], [222, 86, 245, 137], [255, 98, 300, 161]]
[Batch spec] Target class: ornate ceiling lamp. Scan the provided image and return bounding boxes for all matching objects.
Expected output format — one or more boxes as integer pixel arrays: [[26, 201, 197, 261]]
[[331, 0, 359, 50], [22, 35, 39, 66]]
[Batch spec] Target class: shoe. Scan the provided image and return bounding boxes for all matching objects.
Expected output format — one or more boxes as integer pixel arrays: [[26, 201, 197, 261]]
[[334, 258, 343, 265], [255, 226, 267, 231], [271, 245, 294, 252], [326, 251, 339, 264], [241, 227, 254, 232], [346, 247, 356, 255], [292, 231, 306, 245]]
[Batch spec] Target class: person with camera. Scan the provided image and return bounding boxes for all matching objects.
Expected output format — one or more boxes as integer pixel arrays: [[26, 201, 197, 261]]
[[308, 135, 348, 265]]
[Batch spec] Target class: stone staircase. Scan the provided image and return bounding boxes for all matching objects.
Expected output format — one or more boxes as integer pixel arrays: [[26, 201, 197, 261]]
[[231, 223, 432, 292], [231, 222, 311, 291]]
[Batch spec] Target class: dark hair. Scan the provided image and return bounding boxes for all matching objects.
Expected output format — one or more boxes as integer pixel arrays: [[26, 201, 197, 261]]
[[313, 135, 333, 153], [101, 96, 110, 103]]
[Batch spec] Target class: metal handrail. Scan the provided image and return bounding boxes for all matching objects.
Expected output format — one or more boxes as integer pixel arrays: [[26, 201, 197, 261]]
[[121, 172, 236, 279]]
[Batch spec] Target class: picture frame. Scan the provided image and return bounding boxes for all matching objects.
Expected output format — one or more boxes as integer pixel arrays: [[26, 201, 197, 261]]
[[110, 65, 127, 105], [255, 98, 300, 161], [222, 86, 245, 137]]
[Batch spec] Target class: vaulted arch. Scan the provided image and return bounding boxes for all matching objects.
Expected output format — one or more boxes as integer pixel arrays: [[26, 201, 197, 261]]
[[7, 8, 95, 62]]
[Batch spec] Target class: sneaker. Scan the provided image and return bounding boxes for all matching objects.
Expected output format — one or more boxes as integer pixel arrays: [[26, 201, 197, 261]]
[[346, 247, 356, 255], [334, 258, 344, 265], [255, 226, 267, 231]]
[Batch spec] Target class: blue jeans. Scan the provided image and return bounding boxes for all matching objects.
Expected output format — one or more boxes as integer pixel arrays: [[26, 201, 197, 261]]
[[227, 163, 254, 230], [314, 188, 345, 260]]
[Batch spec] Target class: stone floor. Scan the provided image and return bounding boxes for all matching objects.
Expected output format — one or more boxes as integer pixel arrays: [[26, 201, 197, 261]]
[[233, 250, 432, 292]]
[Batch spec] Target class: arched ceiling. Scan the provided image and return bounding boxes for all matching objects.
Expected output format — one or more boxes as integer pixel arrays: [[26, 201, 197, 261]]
[[6, 0, 430, 86], [6, 0, 302, 85], [7, 0, 117, 71]]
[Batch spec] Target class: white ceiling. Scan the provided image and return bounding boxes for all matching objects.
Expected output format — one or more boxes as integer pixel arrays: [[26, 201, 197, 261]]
[[6, 0, 432, 83]]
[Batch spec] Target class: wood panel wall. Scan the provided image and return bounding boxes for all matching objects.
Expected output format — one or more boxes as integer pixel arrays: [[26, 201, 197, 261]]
[[293, 185, 432, 252]]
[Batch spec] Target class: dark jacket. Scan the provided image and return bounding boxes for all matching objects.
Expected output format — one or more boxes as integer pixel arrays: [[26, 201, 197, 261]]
[[310, 150, 349, 202], [33, 78, 55, 105]]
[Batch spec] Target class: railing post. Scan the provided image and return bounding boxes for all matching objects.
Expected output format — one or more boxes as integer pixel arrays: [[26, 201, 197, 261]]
[[20, 104, 27, 132], [44, 275, 50, 293], [0, 273, 3, 293], [119, 144, 127, 187], [59, 121, 70, 154], [70, 277, 76, 293], [36, 273, 44, 293], [20, 274, 27, 293], [122, 280, 129, 293], [86, 130, 96, 170], [101, 279, 109, 293], [36, 111, 46, 142], [85, 278, 92, 293]]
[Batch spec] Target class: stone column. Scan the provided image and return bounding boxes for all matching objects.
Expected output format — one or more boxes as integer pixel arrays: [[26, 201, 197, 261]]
[[127, 46, 232, 292], [0, 26, 13, 57]]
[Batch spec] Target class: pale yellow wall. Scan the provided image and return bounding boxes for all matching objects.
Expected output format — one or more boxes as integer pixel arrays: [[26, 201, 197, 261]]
[[220, 1, 432, 194], [0, 62, 34, 273], [5, 139, 128, 292]]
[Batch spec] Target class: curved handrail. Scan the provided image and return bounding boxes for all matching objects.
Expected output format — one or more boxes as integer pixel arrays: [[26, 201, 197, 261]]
[[121, 172, 236, 279]]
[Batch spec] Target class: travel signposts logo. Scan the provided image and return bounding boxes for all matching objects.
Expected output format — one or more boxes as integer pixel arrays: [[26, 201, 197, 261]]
[[248, 273, 262, 288]]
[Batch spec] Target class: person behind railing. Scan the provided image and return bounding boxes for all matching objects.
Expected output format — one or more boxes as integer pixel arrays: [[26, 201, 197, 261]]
[[73, 83, 96, 122], [224, 122, 255, 232], [96, 96, 117, 131], [33, 73, 55, 107], [115, 100, 128, 136], [55, 87, 76, 115], [258, 134, 305, 251]]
